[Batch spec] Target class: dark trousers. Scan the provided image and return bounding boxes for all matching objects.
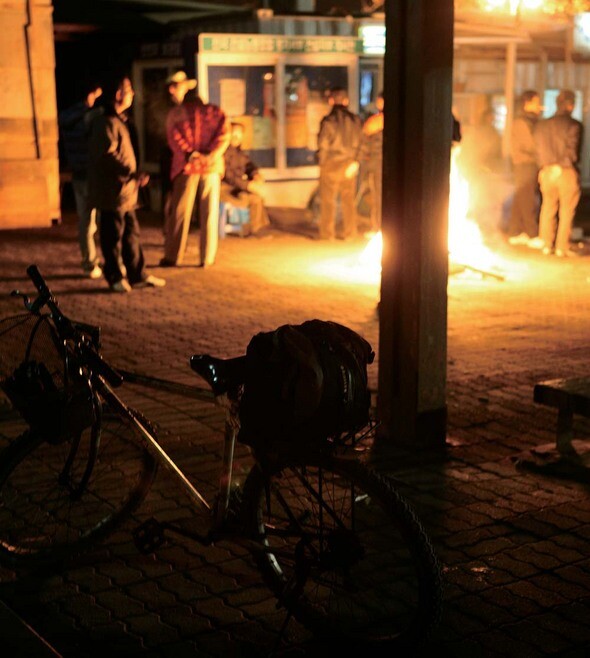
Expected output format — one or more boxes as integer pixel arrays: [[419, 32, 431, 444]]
[[99, 209, 146, 285], [508, 163, 539, 237]]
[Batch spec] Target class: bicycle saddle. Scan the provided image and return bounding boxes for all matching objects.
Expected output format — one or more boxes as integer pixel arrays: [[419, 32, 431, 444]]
[[190, 354, 246, 396]]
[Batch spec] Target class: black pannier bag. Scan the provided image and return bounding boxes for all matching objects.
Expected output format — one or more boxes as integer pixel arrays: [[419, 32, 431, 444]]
[[238, 320, 374, 452], [2, 360, 96, 444]]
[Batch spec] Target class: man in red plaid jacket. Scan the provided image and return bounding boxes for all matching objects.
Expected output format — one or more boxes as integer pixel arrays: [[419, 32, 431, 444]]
[[161, 72, 230, 268]]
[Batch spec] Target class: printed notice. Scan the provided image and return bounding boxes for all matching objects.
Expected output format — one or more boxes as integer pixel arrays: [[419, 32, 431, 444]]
[[219, 78, 246, 117]]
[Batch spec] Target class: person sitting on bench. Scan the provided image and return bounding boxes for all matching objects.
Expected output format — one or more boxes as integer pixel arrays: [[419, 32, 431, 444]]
[[221, 122, 271, 236]]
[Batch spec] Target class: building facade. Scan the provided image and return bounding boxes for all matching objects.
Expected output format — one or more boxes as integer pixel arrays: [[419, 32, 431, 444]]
[[0, 0, 60, 229]]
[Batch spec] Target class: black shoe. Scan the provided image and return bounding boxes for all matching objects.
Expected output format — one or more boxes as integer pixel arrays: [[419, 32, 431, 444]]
[[159, 258, 177, 267]]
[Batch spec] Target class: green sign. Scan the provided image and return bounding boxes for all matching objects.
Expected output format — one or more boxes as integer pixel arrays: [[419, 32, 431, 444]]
[[200, 34, 363, 55]]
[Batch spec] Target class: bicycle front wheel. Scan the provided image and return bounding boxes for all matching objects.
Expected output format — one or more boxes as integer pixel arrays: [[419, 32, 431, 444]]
[[0, 395, 157, 566], [242, 454, 442, 649]]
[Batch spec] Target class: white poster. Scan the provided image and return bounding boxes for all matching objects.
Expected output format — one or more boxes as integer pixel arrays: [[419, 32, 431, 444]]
[[219, 78, 246, 117]]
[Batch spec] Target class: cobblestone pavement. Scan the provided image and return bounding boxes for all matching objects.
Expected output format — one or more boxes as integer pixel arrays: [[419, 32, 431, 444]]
[[0, 212, 590, 657]]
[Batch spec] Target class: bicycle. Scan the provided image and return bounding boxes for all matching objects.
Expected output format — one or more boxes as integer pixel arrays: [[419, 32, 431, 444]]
[[0, 265, 442, 651]]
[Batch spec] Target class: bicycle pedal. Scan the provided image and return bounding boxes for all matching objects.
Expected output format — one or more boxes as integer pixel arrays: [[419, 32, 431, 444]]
[[133, 518, 166, 555]]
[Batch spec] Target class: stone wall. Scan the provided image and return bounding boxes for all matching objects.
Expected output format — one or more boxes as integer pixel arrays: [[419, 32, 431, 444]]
[[0, 0, 59, 228]]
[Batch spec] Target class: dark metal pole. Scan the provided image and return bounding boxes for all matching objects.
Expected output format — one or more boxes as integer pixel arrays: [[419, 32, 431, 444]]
[[378, 0, 454, 449]]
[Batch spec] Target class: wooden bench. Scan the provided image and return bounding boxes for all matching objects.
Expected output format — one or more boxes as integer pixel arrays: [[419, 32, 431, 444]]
[[534, 377, 590, 455]]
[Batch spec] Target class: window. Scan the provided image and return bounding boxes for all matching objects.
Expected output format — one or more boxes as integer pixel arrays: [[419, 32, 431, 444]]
[[208, 65, 277, 167], [284, 65, 348, 167]]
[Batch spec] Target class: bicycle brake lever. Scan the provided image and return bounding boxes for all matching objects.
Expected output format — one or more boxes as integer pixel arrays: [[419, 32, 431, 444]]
[[10, 290, 34, 311]]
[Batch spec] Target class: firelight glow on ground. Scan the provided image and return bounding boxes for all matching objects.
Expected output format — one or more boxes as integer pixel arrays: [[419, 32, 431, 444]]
[[308, 146, 526, 286]]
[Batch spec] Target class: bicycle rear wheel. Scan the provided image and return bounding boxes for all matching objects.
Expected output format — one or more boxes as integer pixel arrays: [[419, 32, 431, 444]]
[[242, 453, 442, 649], [0, 394, 157, 566]]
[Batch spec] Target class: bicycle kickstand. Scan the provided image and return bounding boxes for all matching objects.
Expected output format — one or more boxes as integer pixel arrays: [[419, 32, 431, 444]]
[[269, 608, 294, 658], [132, 517, 212, 555]]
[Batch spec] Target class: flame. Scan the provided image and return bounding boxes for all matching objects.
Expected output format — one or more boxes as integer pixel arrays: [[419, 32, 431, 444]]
[[448, 145, 499, 272], [312, 241, 381, 284], [481, 0, 543, 14], [357, 145, 503, 279]]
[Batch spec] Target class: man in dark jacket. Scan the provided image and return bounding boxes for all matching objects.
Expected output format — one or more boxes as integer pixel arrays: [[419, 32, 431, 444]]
[[317, 87, 362, 240], [221, 122, 270, 236], [360, 91, 384, 234], [508, 90, 543, 248], [88, 76, 165, 292], [534, 89, 583, 257], [59, 82, 103, 278]]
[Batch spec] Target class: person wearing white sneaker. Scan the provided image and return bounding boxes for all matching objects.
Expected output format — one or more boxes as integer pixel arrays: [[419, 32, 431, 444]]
[[507, 90, 542, 246], [88, 75, 165, 293], [555, 248, 579, 258], [526, 236, 545, 249], [534, 90, 583, 257], [87, 263, 103, 279], [132, 274, 166, 289], [507, 232, 530, 246], [110, 279, 132, 294]]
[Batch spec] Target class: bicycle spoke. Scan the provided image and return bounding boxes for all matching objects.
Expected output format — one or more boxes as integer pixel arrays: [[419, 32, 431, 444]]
[[245, 455, 442, 647], [0, 400, 156, 564]]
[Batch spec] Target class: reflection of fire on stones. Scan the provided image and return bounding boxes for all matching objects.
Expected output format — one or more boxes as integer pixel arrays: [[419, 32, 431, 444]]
[[359, 231, 382, 279]]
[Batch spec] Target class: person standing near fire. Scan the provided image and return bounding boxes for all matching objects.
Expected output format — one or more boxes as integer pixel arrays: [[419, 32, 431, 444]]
[[88, 75, 165, 292], [360, 91, 384, 234], [534, 89, 583, 258], [161, 71, 230, 268], [317, 87, 363, 241], [507, 90, 543, 248]]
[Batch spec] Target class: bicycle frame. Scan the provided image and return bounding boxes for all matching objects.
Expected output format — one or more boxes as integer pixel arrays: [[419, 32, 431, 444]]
[[11, 270, 242, 535], [96, 369, 241, 529]]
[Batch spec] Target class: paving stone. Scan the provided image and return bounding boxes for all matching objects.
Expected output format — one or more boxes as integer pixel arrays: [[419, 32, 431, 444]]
[[462, 536, 518, 558], [477, 629, 544, 657], [506, 579, 569, 608], [124, 581, 178, 609], [125, 612, 179, 646], [502, 618, 573, 654], [507, 545, 564, 571], [533, 609, 590, 647], [94, 590, 146, 619], [528, 539, 585, 564], [159, 604, 213, 635]]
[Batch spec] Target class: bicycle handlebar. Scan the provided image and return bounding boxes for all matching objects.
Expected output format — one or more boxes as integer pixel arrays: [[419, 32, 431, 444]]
[[26, 265, 123, 388]]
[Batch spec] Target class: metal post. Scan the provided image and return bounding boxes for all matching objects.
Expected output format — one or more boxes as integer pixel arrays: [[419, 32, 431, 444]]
[[565, 17, 574, 89], [503, 41, 517, 160], [537, 49, 548, 103]]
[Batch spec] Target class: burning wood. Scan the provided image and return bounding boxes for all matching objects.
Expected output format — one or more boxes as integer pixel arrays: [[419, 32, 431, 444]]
[[448, 145, 505, 280], [358, 146, 506, 281]]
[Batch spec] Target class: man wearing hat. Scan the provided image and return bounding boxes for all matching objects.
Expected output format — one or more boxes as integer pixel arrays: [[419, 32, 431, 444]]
[[534, 89, 583, 257], [161, 71, 230, 267]]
